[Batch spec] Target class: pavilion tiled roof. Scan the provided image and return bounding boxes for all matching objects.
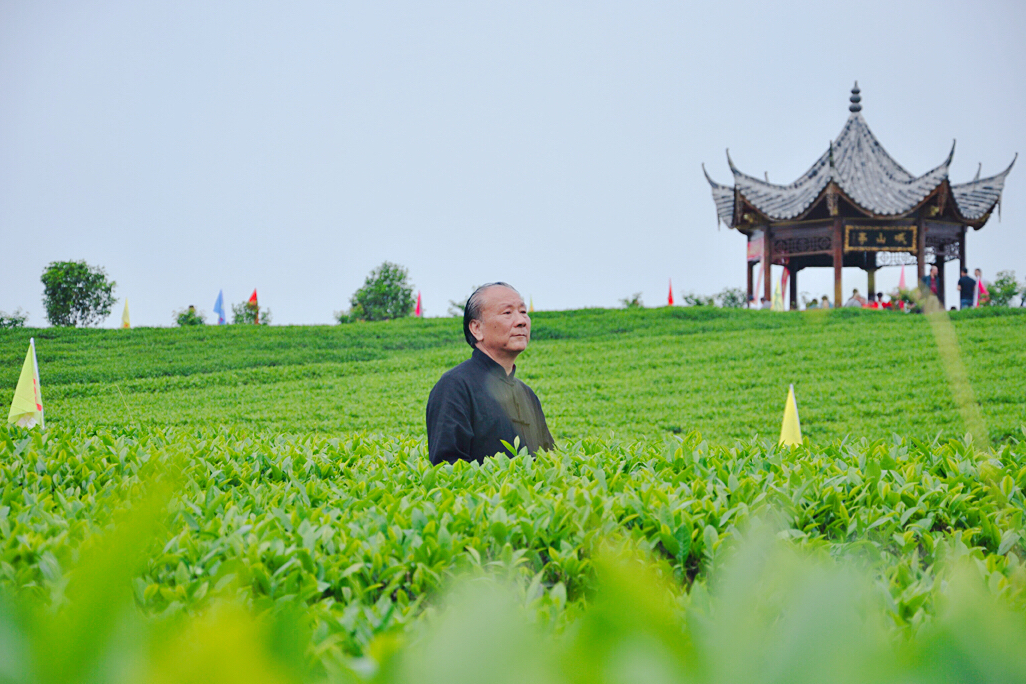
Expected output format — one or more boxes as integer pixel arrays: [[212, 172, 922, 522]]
[[705, 84, 1015, 228], [950, 161, 1017, 220]]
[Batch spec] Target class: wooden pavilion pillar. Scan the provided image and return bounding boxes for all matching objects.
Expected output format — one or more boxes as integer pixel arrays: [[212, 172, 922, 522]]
[[937, 256, 947, 307], [764, 226, 772, 303], [747, 260, 754, 305], [959, 225, 967, 275], [789, 267, 799, 310], [832, 219, 843, 306], [867, 252, 877, 299]]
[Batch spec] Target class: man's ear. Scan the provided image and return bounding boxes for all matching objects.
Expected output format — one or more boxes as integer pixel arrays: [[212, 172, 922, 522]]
[[468, 318, 484, 342]]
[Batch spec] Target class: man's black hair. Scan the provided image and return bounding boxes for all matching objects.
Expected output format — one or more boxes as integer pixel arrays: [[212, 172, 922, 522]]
[[462, 282, 518, 348]]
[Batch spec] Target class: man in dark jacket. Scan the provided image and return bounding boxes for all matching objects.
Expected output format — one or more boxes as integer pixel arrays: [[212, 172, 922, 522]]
[[426, 282, 555, 465], [957, 268, 976, 309]]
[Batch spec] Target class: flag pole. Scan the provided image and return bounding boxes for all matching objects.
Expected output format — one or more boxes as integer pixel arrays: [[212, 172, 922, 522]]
[[33, 338, 44, 429]]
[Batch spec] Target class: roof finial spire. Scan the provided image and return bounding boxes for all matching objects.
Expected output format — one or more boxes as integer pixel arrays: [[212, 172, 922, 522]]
[[849, 81, 862, 113]]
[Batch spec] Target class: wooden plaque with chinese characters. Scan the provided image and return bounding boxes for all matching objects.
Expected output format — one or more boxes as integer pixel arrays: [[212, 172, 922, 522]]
[[843, 225, 917, 253]]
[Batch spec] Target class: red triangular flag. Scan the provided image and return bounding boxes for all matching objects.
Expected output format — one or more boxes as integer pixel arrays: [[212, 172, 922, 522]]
[[415, 291, 422, 317], [780, 267, 790, 310], [668, 279, 674, 306], [898, 265, 907, 291], [249, 289, 259, 325]]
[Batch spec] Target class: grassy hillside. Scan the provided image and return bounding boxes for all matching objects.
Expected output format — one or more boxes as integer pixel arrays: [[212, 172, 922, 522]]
[[2, 307, 1025, 680], [1, 307, 1024, 444]]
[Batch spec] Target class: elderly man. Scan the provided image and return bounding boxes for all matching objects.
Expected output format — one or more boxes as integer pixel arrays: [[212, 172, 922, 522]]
[[426, 282, 555, 465]]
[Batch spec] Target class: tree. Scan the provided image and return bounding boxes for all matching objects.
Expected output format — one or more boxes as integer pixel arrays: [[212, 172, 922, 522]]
[[987, 270, 1023, 307], [338, 261, 415, 323], [447, 297, 468, 317], [715, 287, 748, 308], [174, 306, 206, 326], [41, 260, 116, 327], [231, 300, 271, 325], [0, 308, 28, 329], [619, 293, 644, 309], [681, 292, 715, 307], [447, 288, 476, 317]]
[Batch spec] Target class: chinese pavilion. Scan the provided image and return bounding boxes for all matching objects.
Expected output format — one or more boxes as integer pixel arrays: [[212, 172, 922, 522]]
[[704, 83, 1016, 307]]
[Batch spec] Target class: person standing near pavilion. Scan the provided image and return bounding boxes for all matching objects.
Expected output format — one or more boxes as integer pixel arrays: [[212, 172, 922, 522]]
[[957, 268, 977, 310], [425, 282, 555, 465], [973, 268, 990, 306], [843, 288, 865, 308], [921, 265, 940, 299]]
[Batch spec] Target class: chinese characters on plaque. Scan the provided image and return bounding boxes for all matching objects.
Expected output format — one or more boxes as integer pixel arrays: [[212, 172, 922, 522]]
[[843, 225, 917, 252]]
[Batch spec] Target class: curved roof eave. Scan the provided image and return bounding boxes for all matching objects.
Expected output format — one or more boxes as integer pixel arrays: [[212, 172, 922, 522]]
[[703, 163, 737, 227], [950, 154, 1017, 223], [730, 152, 832, 222]]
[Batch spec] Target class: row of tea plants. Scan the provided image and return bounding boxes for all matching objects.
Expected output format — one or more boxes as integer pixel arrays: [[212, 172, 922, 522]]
[[1, 424, 1024, 682]]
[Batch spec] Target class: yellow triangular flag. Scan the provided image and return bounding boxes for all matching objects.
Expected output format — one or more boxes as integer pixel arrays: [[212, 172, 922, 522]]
[[529, 296, 535, 313], [122, 298, 131, 328], [779, 384, 801, 446], [772, 282, 784, 311], [8, 338, 44, 429]]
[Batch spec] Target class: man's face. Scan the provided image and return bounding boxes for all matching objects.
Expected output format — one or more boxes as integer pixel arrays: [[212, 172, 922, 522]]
[[470, 286, 530, 357], [931, 266, 939, 276]]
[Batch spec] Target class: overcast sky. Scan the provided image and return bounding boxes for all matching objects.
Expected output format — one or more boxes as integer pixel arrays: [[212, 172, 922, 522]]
[[2, 0, 1023, 326]]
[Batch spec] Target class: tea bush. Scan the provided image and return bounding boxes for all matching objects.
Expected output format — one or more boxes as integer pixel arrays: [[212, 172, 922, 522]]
[[1, 307, 1024, 682], [1, 308, 1024, 443], [2, 425, 1024, 669]]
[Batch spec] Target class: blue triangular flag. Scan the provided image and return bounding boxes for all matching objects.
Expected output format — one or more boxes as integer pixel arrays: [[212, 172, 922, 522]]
[[213, 289, 225, 325]]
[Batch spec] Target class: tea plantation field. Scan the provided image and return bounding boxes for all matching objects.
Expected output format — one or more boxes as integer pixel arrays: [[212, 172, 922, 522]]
[[2, 306, 1025, 443], [1, 307, 1025, 683]]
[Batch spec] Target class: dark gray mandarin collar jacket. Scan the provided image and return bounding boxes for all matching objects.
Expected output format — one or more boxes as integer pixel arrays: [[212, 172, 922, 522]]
[[426, 348, 555, 465]]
